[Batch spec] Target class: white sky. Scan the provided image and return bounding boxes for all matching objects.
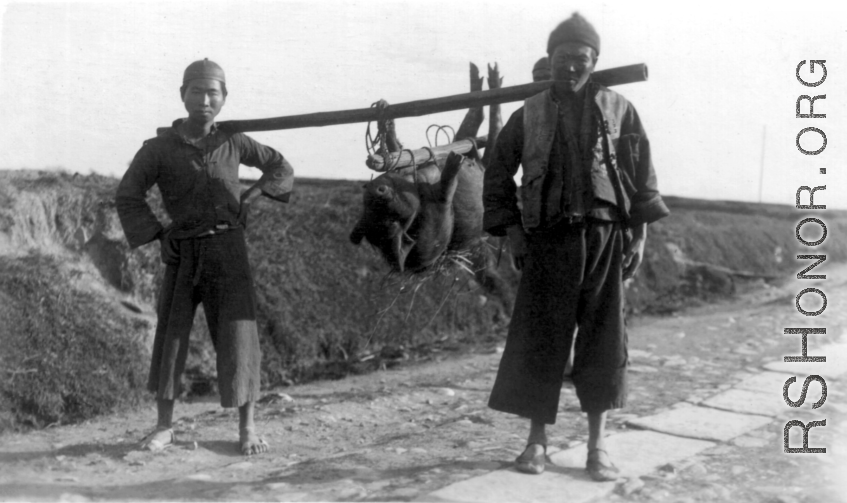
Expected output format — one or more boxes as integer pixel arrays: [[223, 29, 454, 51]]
[[1, 0, 846, 208]]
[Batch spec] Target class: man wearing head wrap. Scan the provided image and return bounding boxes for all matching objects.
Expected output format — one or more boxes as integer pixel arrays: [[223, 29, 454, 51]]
[[532, 57, 551, 82], [116, 58, 294, 456], [483, 13, 669, 479]]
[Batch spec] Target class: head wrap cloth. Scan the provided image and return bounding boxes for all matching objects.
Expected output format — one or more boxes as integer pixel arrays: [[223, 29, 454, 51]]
[[547, 13, 600, 56], [532, 57, 550, 72]]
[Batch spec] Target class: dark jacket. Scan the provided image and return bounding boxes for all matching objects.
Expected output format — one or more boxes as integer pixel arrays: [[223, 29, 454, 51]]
[[483, 83, 669, 236], [116, 119, 294, 248]]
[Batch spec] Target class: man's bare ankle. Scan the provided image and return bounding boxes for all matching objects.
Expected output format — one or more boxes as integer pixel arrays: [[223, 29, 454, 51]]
[[527, 433, 548, 447]]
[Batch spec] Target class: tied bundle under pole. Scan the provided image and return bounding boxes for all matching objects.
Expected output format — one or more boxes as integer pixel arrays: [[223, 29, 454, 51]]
[[366, 136, 487, 172]]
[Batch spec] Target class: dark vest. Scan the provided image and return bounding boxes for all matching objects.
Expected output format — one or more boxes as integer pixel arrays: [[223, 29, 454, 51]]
[[520, 85, 632, 231]]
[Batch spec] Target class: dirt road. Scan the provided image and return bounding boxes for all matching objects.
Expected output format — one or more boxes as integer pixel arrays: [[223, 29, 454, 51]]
[[2, 267, 846, 502]]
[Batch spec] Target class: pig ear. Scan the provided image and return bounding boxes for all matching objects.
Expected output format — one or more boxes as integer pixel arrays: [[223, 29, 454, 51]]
[[386, 222, 416, 273], [401, 231, 415, 246], [390, 231, 415, 273], [350, 221, 366, 245]]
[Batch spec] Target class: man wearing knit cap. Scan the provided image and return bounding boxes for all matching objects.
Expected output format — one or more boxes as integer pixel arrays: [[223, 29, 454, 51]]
[[116, 58, 294, 456], [531, 53, 582, 385], [484, 13, 669, 480]]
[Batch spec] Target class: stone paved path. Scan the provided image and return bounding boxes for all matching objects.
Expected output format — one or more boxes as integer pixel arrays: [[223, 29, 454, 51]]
[[421, 319, 847, 502]]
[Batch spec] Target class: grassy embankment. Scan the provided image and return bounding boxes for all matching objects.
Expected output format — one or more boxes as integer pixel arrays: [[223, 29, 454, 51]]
[[0, 170, 843, 432]]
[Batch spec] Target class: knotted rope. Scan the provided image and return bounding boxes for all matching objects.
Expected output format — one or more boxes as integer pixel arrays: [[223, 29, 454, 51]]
[[426, 124, 455, 147]]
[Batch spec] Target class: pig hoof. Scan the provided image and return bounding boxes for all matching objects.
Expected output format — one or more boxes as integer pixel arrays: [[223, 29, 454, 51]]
[[470, 63, 483, 92], [446, 151, 463, 165], [488, 62, 503, 90]]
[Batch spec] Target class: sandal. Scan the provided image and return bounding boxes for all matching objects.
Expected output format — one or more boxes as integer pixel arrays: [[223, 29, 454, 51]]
[[139, 428, 175, 452], [586, 448, 620, 481], [515, 443, 546, 475]]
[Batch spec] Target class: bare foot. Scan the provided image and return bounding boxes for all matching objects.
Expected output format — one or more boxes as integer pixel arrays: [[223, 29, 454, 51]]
[[139, 428, 174, 451], [240, 427, 269, 456]]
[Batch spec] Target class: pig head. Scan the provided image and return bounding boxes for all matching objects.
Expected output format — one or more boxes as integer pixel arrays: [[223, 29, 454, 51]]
[[350, 150, 483, 273]]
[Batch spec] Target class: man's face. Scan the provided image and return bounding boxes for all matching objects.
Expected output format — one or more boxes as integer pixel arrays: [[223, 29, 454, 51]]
[[181, 78, 226, 123], [550, 43, 596, 93]]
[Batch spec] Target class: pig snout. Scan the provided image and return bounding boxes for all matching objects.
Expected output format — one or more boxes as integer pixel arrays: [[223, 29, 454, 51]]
[[368, 182, 394, 201]]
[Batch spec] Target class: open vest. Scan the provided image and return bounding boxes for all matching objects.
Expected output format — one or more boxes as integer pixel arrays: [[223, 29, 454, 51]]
[[520, 84, 632, 232]]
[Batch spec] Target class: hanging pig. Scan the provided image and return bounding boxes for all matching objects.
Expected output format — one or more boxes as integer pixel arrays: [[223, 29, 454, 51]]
[[349, 150, 480, 273], [349, 63, 513, 311]]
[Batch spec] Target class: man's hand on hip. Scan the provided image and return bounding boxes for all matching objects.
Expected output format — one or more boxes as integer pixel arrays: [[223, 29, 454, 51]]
[[238, 187, 262, 229], [507, 225, 529, 271], [622, 223, 647, 280], [158, 228, 180, 265]]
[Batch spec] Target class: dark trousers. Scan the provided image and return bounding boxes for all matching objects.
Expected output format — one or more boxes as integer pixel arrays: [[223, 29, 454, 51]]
[[488, 221, 627, 424], [148, 227, 261, 408]]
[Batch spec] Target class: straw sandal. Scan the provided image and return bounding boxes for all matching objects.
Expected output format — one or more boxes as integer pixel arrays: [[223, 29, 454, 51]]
[[586, 448, 621, 481], [515, 443, 547, 474]]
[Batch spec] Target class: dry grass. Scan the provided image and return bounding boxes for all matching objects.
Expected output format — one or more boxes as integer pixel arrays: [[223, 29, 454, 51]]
[[0, 254, 149, 432]]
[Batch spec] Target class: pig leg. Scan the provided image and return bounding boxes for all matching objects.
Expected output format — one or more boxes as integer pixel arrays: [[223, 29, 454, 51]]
[[454, 63, 485, 141], [402, 154, 463, 272], [372, 99, 404, 153], [389, 220, 416, 273], [413, 152, 463, 264], [383, 118, 403, 153], [482, 63, 504, 167], [439, 152, 465, 204]]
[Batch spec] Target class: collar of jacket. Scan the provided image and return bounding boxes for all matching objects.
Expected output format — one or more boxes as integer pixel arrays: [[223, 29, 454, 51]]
[[547, 80, 623, 132], [165, 118, 221, 144]]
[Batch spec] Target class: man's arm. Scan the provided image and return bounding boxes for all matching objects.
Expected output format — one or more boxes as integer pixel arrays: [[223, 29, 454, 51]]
[[483, 109, 528, 269], [621, 104, 669, 227], [482, 109, 524, 237], [619, 103, 667, 279], [115, 143, 164, 249], [622, 223, 646, 280], [237, 134, 294, 206]]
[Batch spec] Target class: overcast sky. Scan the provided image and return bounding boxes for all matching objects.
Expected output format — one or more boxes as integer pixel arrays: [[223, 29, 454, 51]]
[[1, 0, 846, 208]]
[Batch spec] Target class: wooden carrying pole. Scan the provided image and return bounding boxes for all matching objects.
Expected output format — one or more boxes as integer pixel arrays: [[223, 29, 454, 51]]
[[158, 64, 647, 135]]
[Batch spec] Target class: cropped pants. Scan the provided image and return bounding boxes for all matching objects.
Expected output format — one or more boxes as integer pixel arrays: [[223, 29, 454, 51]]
[[148, 227, 261, 408], [488, 220, 628, 424]]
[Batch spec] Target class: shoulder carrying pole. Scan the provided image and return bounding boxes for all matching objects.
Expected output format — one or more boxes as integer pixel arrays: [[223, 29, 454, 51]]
[[157, 64, 647, 135]]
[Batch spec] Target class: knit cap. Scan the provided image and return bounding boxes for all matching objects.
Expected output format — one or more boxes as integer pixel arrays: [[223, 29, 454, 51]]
[[546, 13, 600, 56]]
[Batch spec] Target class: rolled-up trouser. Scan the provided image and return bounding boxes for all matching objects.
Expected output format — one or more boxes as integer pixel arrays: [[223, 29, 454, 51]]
[[148, 227, 261, 408], [488, 220, 627, 424]]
